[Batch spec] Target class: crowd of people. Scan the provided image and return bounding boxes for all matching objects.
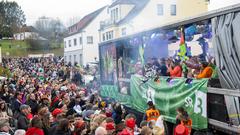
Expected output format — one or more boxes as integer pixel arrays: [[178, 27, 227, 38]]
[[0, 56, 196, 135], [141, 55, 217, 80]]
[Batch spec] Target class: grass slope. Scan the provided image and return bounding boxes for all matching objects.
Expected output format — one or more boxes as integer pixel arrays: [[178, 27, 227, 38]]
[[0, 39, 63, 57]]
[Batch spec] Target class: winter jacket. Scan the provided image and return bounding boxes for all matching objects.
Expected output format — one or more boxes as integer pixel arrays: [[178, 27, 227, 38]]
[[17, 113, 30, 131], [26, 127, 44, 135], [52, 129, 71, 135], [196, 66, 213, 79], [170, 66, 182, 78]]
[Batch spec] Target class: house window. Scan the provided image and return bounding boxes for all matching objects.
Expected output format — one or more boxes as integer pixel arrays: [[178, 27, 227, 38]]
[[105, 31, 113, 40], [109, 31, 113, 40], [116, 8, 119, 20], [74, 55, 76, 63], [109, 31, 112, 39], [74, 38, 77, 46], [64, 41, 66, 48], [69, 55, 72, 63], [87, 36, 93, 44], [111, 9, 114, 22], [79, 37, 83, 45], [106, 33, 109, 40], [79, 54, 83, 65], [122, 28, 126, 36], [171, 4, 176, 16], [111, 8, 119, 23], [64, 56, 67, 63], [68, 40, 71, 47], [103, 33, 105, 41], [157, 4, 164, 16]]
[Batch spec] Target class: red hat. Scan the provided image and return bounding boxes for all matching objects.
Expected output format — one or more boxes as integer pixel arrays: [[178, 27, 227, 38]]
[[106, 110, 112, 117], [27, 113, 33, 120], [118, 129, 132, 135], [175, 125, 188, 135], [125, 118, 135, 129], [52, 108, 63, 117], [75, 121, 85, 129], [106, 122, 115, 130]]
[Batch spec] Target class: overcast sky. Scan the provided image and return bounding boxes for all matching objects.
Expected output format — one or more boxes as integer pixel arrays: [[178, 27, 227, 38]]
[[9, 0, 111, 26]]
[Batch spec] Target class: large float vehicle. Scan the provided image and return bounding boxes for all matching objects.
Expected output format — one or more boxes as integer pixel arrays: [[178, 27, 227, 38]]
[[99, 4, 240, 135]]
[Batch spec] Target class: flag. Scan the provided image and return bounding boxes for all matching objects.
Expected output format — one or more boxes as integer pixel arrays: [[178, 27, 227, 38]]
[[178, 31, 188, 61], [139, 45, 144, 66]]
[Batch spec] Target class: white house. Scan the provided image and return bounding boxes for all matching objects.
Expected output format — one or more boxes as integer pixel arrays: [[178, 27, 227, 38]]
[[64, 7, 108, 66], [14, 26, 39, 40], [208, 0, 240, 10], [99, 0, 208, 42]]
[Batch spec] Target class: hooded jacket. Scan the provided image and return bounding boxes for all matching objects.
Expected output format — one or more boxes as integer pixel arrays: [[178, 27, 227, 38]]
[[26, 127, 44, 135]]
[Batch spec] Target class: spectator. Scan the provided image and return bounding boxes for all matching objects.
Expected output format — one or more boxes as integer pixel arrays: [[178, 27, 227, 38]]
[[26, 93, 38, 115], [174, 124, 189, 135], [26, 117, 44, 135], [0, 120, 10, 135], [12, 92, 23, 118], [144, 101, 160, 122], [53, 118, 71, 135], [176, 107, 192, 134], [153, 116, 164, 135], [41, 112, 52, 135], [140, 126, 152, 135], [14, 130, 26, 135], [106, 122, 115, 135], [17, 104, 30, 130], [0, 100, 9, 121], [95, 127, 107, 135]]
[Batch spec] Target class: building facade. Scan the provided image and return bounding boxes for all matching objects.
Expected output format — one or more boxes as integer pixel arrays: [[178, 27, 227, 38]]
[[99, 0, 208, 42], [208, 0, 240, 10], [64, 7, 108, 66], [14, 26, 39, 40]]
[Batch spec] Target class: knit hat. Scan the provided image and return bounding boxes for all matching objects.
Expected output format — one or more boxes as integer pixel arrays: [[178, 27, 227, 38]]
[[105, 110, 112, 117], [52, 108, 63, 117], [125, 118, 135, 129], [106, 122, 115, 130], [20, 104, 30, 111], [75, 121, 85, 129]]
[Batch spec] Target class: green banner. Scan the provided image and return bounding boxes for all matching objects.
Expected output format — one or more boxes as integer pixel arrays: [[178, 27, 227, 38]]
[[101, 75, 208, 130]]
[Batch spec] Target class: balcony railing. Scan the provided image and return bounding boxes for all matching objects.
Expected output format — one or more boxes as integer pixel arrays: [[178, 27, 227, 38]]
[[100, 19, 117, 30]]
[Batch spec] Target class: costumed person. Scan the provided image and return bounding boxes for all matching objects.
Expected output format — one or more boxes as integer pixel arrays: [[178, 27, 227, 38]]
[[196, 61, 213, 79], [144, 101, 160, 122], [175, 107, 192, 135], [168, 60, 182, 78]]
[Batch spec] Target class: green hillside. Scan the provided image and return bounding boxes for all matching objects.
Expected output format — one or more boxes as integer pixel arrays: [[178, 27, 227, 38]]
[[0, 39, 63, 57]]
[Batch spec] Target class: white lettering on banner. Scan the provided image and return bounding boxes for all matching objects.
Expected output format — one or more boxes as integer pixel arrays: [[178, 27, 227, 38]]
[[146, 87, 155, 104], [194, 91, 207, 118], [185, 97, 193, 108]]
